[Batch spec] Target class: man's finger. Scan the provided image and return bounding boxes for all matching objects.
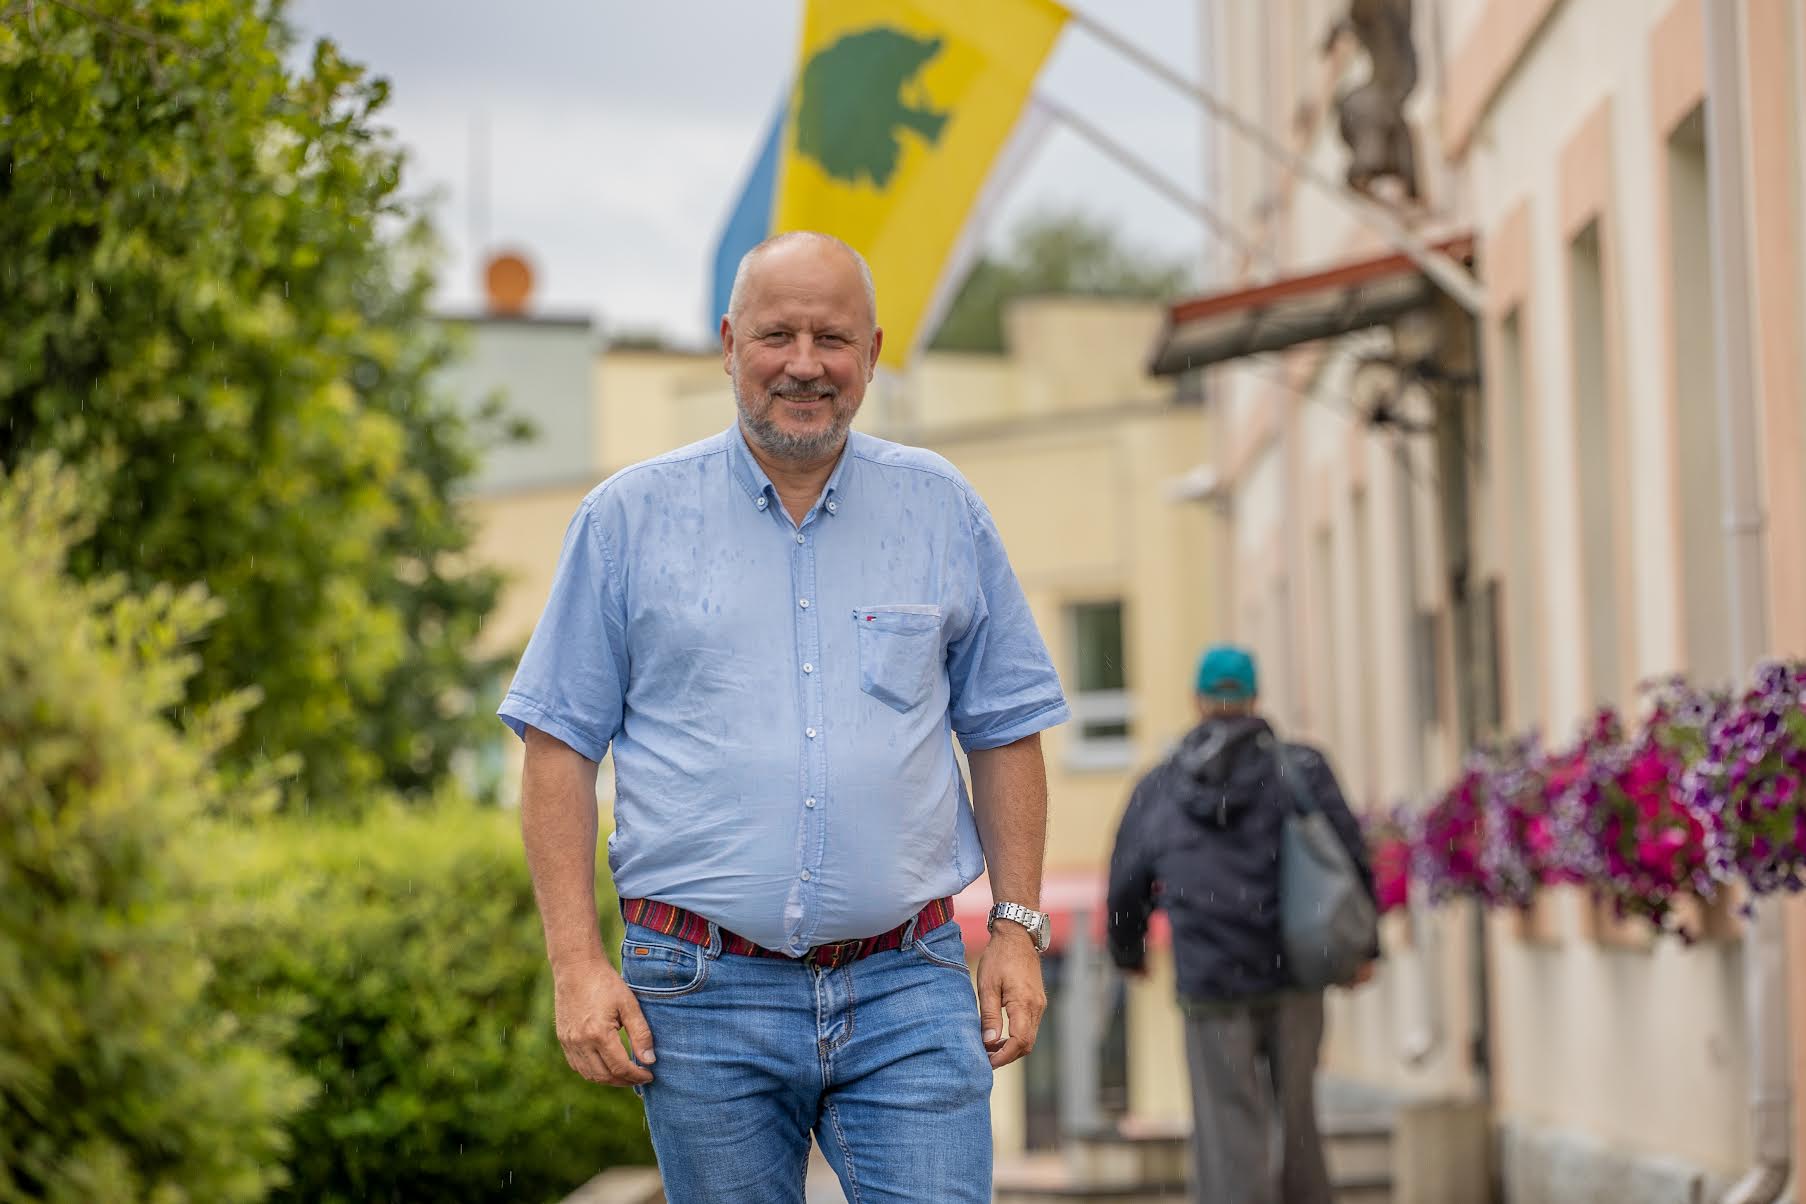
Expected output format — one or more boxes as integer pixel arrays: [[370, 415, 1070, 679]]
[[978, 978, 1005, 1049], [1003, 996, 1043, 1052], [563, 1042, 609, 1084], [989, 1035, 1031, 1069], [620, 998, 657, 1065], [595, 1032, 654, 1085]]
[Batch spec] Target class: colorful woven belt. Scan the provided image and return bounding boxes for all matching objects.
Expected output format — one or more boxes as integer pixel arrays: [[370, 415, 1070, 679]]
[[620, 896, 957, 970]]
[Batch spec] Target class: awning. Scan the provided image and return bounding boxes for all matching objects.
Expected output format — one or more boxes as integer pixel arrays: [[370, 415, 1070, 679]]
[[952, 871, 1170, 956], [1149, 233, 1476, 376]]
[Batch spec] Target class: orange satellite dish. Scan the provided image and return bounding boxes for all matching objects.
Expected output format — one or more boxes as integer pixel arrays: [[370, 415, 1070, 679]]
[[484, 252, 534, 315]]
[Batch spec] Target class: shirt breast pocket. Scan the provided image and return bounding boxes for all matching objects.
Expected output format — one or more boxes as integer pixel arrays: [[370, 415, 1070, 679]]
[[854, 604, 944, 713]]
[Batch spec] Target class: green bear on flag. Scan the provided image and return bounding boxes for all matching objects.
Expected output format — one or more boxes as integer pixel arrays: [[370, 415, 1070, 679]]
[[794, 28, 949, 190]]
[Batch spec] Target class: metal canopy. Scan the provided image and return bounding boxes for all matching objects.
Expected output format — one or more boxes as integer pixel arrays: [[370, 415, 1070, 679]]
[[1149, 234, 1476, 376]]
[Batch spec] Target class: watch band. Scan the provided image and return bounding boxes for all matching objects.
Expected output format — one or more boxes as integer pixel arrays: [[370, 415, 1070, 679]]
[[988, 901, 1051, 952]]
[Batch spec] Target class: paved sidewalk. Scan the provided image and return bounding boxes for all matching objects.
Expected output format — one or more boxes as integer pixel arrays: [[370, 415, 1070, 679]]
[[805, 1143, 850, 1202]]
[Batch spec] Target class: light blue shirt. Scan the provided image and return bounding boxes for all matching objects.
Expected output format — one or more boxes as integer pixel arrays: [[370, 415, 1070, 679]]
[[499, 424, 1069, 954]]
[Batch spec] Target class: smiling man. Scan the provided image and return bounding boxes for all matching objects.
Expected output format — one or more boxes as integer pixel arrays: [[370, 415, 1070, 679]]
[[501, 232, 1069, 1203]]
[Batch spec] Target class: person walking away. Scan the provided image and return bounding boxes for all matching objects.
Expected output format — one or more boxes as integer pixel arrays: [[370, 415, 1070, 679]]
[[1105, 644, 1378, 1204]]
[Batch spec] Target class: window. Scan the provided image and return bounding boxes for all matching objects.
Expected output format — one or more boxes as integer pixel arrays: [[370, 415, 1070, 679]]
[[1068, 601, 1132, 769], [1412, 608, 1443, 730], [1498, 308, 1541, 729], [1351, 488, 1379, 802], [1477, 579, 1508, 738], [1569, 221, 1623, 706], [1667, 106, 1734, 689]]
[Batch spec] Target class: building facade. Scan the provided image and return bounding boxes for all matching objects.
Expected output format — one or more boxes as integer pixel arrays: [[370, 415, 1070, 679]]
[[1166, 0, 1806, 1198]]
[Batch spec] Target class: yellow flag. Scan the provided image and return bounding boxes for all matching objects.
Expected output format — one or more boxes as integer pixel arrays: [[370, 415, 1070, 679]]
[[775, 0, 1068, 368]]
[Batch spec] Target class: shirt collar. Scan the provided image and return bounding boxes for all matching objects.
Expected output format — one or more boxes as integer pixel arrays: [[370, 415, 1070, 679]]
[[725, 422, 857, 516]]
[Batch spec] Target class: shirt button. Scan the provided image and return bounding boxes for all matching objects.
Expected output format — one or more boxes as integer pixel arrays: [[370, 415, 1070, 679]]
[[802, 662, 814, 674], [755, 497, 768, 510], [826, 500, 838, 514], [805, 797, 817, 808], [805, 727, 817, 738], [795, 532, 805, 545], [799, 598, 810, 609], [800, 869, 812, 882]]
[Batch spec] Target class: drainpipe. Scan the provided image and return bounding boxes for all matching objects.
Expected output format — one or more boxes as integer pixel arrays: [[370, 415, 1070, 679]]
[[1702, 2, 1790, 1201]]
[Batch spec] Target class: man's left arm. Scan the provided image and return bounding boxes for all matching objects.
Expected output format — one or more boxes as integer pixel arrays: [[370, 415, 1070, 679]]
[[946, 487, 1070, 1069], [968, 733, 1048, 1071]]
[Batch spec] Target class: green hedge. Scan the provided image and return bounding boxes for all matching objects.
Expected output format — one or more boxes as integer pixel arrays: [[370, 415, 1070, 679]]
[[204, 802, 653, 1203], [0, 457, 311, 1204]]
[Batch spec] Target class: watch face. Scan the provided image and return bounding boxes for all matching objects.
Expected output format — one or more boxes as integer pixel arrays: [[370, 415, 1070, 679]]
[[992, 903, 1051, 951]]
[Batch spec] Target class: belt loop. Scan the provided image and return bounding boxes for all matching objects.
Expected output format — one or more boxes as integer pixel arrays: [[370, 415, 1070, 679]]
[[705, 921, 723, 960], [900, 912, 920, 946]]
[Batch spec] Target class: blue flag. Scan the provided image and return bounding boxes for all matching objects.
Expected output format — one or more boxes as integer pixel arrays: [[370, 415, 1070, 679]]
[[708, 95, 786, 332]]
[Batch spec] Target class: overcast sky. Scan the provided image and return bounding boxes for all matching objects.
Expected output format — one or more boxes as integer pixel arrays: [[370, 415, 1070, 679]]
[[285, 1, 1210, 347]]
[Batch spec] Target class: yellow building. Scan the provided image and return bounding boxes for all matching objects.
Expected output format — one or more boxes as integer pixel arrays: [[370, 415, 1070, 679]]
[[459, 295, 1216, 1163]]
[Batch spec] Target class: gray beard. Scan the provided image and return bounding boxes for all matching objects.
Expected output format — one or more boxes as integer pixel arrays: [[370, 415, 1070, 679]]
[[734, 383, 854, 463]]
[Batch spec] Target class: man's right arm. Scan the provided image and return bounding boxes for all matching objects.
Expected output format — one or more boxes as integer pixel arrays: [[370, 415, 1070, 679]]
[[520, 726, 653, 1087]]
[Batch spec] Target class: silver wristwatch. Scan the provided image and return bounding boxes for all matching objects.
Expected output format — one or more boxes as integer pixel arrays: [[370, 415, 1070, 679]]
[[987, 901, 1052, 953]]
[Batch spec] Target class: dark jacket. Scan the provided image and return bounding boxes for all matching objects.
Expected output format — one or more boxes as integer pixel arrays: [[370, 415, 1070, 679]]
[[1105, 715, 1376, 1003]]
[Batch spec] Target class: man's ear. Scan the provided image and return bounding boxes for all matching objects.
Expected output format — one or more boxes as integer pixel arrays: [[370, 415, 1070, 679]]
[[720, 315, 735, 375], [867, 326, 884, 380]]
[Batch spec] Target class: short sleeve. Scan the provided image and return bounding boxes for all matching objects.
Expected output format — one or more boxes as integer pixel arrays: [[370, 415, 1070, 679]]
[[946, 491, 1070, 751], [496, 500, 627, 763]]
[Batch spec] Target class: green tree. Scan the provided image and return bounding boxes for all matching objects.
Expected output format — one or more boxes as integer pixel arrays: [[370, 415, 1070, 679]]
[[929, 210, 1195, 352], [0, 0, 511, 809], [0, 456, 312, 1203]]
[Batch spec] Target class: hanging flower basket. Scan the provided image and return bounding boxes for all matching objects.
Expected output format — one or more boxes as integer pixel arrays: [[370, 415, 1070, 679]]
[[1555, 695, 1715, 938], [1683, 660, 1806, 898], [1412, 757, 1493, 905], [1362, 804, 1414, 915], [1481, 731, 1593, 909]]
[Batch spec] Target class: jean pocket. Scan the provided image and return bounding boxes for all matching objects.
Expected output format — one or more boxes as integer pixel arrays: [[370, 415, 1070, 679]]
[[620, 935, 708, 997], [911, 920, 972, 974], [854, 604, 943, 713]]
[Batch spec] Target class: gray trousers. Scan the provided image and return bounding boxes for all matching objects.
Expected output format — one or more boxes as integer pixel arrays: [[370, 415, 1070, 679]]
[[1181, 991, 1333, 1204]]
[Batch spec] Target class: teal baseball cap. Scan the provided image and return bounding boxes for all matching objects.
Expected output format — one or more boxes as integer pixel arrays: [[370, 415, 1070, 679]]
[[1195, 643, 1258, 700]]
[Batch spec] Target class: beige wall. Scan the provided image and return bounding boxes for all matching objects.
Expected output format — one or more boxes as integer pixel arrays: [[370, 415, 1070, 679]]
[[594, 349, 729, 475]]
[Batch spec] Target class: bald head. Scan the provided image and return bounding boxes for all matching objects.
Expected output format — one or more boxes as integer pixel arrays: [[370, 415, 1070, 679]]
[[720, 230, 884, 465], [726, 231, 877, 329]]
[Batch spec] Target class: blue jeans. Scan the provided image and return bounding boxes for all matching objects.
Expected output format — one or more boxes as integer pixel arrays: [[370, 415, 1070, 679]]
[[619, 915, 993, 1203]]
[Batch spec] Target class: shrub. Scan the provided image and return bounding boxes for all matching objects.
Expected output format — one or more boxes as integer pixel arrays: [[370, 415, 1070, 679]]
[[0, 456, 310, 1203], [203, 801, 654, 1202]]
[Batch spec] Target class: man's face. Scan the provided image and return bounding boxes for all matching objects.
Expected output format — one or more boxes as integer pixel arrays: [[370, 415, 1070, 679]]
[[721, 241, 883, 463]]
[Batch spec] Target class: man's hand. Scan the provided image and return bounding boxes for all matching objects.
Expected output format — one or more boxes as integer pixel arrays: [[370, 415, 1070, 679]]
[[976, 923, 1046, 1070], [553, 957, 656, 1087]]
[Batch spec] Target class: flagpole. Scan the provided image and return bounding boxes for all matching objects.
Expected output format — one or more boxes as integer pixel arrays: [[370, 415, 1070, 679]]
[[1034, 93, 1266, 270], [1063, 8, 1485, 314]]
